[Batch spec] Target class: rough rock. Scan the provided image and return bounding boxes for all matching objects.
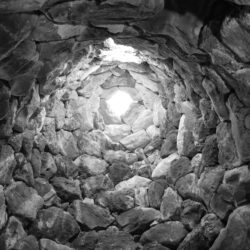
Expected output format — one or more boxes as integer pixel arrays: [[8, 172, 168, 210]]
[[201, 134, 218, 167], [165, 156, 192, 185], [74, 154, 108, 176], [151, 152, 179, 178], [54, 155, 78, 178], [115, 175, 151, 191], [39, 239, 74, 250], [117, 207, 162, 233], [5, 181, 44, 220], [160, 130, 177, 158], [0, 145, 16, 185], [51, 177, 82, 201], [14, 162, 34, 186], [57, 130, 79, 159], [148, 179, 168, 209], [0, 186, 7, 230], [176, 173, 201, 201], [222, 165, 250, 205], [32, 206, 80, 244], [216, 122, 239, 168], [0, 216, 27, 250], [160, 187, 182, 220], [177, 114, 197, 157], [143, 242, 171, 250], [95, 227, 138, 250], [12, 235, 39, 250], [122, 103, 146, 126], [210, 205, 250, 250], [180, 199, 206, 230], [135, 187, 149, 207], [198, 166, 225, 207], [227, 94, 250, 163], [96, 189, 134, 212], [104, 150, 138, 164], [69, 200, 114, 229], [132, 109, 153, 132], [140, 221, 188, 248], [71, 231, 98, 250], [40, 152, 57, 179], [104, 124, 131, 141], [34, 178, 58, 207], [120, 130, 151, 151], [109, 162, 132, 185], [81, 174, 114, 197]]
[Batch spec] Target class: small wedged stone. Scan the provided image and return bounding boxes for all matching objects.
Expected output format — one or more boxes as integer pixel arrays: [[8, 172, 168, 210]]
[[8, 133, 23, 152], [51, 177, 82, 202], [135, 187, 149, 207], [0, 145, 16, 185], [117, 207, 162, 233], [69, 200, 114, 229], [39, 239, 74, 250], [5, 181, 43, 220], [115, 175, 151, 191], [140, 221, 188, 248], [74, 154, 108, 177], [32, 206, 80, 244]]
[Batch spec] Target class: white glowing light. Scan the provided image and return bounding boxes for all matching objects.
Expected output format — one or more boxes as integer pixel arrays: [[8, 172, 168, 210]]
[[106, 90, 134, 117], [99, 38, 142, 63]]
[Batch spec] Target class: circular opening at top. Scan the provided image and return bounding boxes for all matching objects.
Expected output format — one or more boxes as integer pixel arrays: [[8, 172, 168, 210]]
[[106, 90, 135, 117]]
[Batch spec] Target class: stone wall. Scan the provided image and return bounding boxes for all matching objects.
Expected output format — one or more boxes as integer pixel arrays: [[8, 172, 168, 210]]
[[0, 0, 250, 250]]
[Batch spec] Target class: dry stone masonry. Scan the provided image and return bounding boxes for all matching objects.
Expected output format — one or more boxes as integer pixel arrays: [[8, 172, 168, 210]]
[[0, 0, 250, 249]]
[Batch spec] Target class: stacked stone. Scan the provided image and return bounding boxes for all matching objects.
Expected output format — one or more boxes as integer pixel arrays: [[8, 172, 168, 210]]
[[0, 0, 250, 249]]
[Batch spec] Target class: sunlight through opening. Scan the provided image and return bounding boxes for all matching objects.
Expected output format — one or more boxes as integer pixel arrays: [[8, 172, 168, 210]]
[[99, 38, 142, 63], [106, 90, 135, 117]]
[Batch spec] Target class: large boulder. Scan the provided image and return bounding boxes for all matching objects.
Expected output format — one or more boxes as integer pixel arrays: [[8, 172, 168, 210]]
[[210, 205, 250, 250]]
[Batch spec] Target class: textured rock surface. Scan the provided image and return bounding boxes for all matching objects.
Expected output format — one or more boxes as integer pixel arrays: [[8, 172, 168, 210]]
[[0, 0, 250, 248]]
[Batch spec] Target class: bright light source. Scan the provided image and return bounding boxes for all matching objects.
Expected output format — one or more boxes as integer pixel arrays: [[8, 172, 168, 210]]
[[99, 38, 142, 63], [106, 90, 134, 117]]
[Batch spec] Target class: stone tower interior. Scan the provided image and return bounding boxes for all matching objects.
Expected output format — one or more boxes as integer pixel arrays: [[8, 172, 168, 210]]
[[0, 0, 250, 249]]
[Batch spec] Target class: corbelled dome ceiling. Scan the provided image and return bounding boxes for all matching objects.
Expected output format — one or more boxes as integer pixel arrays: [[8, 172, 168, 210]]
[[0, 0, 250, 250]]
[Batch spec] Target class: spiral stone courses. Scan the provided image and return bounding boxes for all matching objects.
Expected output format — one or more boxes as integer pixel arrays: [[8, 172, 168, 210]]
[[0, 0, 250, 249]]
